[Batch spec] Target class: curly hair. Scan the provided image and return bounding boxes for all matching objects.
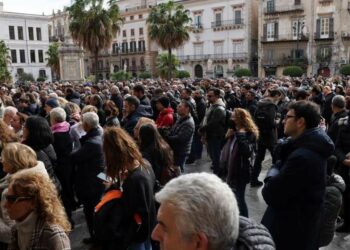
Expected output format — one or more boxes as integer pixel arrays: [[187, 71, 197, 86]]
[[233, 108, 259, 140], [0, 120, 18, 144], [9, 171, 71, 232], [103, 127, 145, 184]]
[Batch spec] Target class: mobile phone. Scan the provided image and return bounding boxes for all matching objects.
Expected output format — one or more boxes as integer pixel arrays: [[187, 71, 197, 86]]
[[97, 172, 110, 182]]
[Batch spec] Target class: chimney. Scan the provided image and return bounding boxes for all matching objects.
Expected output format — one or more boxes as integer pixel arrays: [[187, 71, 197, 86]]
[[0, 2, 3, 12]]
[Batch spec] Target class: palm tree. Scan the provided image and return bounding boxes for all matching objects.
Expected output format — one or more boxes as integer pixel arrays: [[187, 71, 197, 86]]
[[67, 0, 124, 82], [46, 42, 60, 80], [156, 53, 179, 79], [147, 1, 191, 80], [0, 40, 12, 83]]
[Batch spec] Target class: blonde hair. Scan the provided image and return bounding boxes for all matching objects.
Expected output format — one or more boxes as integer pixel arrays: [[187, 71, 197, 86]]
[[82, 105, 98, 114], [2, 143, 37, 173], [134, 117, 156, 141], [234, 108, 259, 139], [10, 171, 71, 232]]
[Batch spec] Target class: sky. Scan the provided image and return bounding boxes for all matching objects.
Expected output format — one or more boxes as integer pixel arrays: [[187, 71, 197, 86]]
[[2, 0, 72, 15]]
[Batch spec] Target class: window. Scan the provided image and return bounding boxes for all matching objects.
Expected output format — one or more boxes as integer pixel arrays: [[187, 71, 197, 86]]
[[320, 47, 331, 58], [28, 27, 34, 40], [131, 29, 135, 36], [130, 41, 137, 52], [139, 14, 143, 19], [17, 68, 24, 75], [138, 40, 145, 51], [130, 15, 134, 21], [112, 43, 119, 54], [38, 50, 44, 63], [39, 69, 46, 78], [123, 30, 127, 37], [295, 0, 301, 5], [11, 50, 17, 63], [194, 15, 202, 27], [292, 20, 305, 40], [20, 50, 25, 63], [139, 28, 144, 36], [9, 26, 15, 40], [267, 22, 276, 40], [232, 41, 243, 53], [36, 28, 42, 41], [194, 43, 203, 56], [215, 13, 222, 27], [234, 10, 242, 24], [122, 42, 128, 53], [214, 42, 223, 55], [30, 50, 36, 63], [320, 18, 329, 38], [18, 26, 23, 40], [267, 0, 275, 13], [291, 49, 304, 59]]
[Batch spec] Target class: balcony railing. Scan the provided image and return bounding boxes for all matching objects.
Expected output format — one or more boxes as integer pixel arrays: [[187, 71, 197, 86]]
[[211, 19, 244, 29], [261, 33, 309, 43], [113, 48, 146, 55], [95, 67, 110, 72], [191, 23, 204, 32], [314, 32, 335, 40], [49, 35, 64, 42], [262, 56, 308, 66], [121, 4, 149, 13], [264, 4, 304, 14], [177, 53, 248, 62]]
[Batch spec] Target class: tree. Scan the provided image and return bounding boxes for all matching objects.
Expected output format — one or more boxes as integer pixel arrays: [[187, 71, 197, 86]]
[[18, 72, 35, 82], [340, 64, 350, 76], [176, 70, 190, 79], [147, 1, 191, 80], [0, 40, 12, 83], [68, 0, 123, 83], [46, 42, 60, 80], [283, 66, 303, 77], [112, 71, 131, 81], [138, 71, 152, 79], [156, 53, 179, 79], [234, 68, 252, 77]]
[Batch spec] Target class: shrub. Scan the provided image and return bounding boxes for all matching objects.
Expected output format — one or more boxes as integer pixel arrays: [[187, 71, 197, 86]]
[[282, 66, 303, 77], [37, 76, 46, 82], [138, 71, 152, 79], [234, 68, 252, 77], [176, 70, 190, 79], [18, 72, 34, 82], [340, 64, 350, 76], [112, 71, 131, 81]]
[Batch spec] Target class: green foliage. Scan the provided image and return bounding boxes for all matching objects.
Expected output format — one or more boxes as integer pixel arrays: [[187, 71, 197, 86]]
[[138, 71, 152, 79], [46, 42, 60, 80], [85, 75, 96, 82], [234, 68, 252, 77], [68, 0, 123, 82], [176, 70, 190, 79], [282, 66, 303, 77], [156, 53, 180, 79], [0, 40, 12, 83], [37, 76, 47, 82], [112, 71, 131, 81], [147, 1, 191, 80], [340, 64, 350, 76], [18, 72, 35, 82]]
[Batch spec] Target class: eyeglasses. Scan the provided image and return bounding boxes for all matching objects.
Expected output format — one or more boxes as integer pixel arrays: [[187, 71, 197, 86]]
[[5, 195, 33, 204]]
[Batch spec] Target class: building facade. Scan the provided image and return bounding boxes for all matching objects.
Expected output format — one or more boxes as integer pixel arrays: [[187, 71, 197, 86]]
[[0, 2, 52, 82], [164, 0, 259, 78], [259, 0, 350, 77]]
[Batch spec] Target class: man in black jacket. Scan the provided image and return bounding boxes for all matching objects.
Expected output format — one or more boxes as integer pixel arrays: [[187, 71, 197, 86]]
[[327, 95, 347, 143]]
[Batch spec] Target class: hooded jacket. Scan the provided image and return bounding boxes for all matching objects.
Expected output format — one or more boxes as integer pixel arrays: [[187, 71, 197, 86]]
[[156, 108, 174, 128], [122, 105, 153, 136], [262, 128, 334, 250]]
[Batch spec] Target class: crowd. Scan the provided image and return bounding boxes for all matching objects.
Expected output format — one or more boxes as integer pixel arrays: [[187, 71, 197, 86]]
[[0, 75, 347, 249]]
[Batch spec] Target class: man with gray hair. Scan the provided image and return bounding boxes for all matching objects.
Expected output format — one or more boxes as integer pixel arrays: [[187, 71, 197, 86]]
[[152, 173, 275, 250], [3, 106, 18, 127], [327, 95, 347, 143], [71, 112, 104, 244]]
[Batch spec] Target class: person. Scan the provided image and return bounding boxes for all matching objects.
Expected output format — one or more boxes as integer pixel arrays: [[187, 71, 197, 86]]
[[71, 112, 104, 244], [327, 95, 347, 143], [220, 108, 259, 217], [6, 171, 71, 250], [2, 107, 17, 128], [90, 94, 106, 126], [110, 86, 123, 120], [323, 86, 335, 126], [0, 143, 49, 249], [155, 96, 174, 129], [261, 101, 334, 250], [133, 117, 156, 142], [133, 85, 151, 106], [224, 83, 241, 111], [104, 100, 120, 128], [121, 96, 143, 136], [10, 112, 27, 138], [103, 127, 156, 250], [151, 173, 275, 250], [164, 100, 195, 172]]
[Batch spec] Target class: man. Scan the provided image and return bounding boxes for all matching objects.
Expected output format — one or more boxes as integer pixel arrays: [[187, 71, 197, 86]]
[[224, 83, 241, 111], [155, 96, 174, 128], [262, 101, 334, 250], [71, 112, 104, 244], [110, 85, 124, 120], [200, 88, 226, 175], [322, 85, 335, 126], [245, 90, 258, 117], [133, 84, 151, 106], [165, 100, 195, 171], [327, 95, 347, 143], [152, 173, 275, 250], [3, 106, 18, 127]]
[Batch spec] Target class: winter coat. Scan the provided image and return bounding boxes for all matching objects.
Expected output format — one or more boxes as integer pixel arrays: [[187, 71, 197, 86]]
[[105, 115, 120, 128], [156, 108, 174, 128], [194, 96, 206, 125], [110, 94, 124, 120], [327, 110, 347, 143], [202, 101, 226, 139], [224, 91, 241, 111], [262, 128, 334, 250], [323, 92, 335, 125], [121, 105, 153, 136], [71, 128, 104, 202], [319, 174, 346, 247]]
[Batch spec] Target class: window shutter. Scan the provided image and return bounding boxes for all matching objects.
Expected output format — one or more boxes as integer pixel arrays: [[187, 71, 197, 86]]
[[316, 19, 320, 39], [263, 24, 267, 40], [329, 17, 334, 38], [274, 22, 279, 39]]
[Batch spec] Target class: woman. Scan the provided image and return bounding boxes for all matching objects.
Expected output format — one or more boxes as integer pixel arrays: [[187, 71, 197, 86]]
[[133, 117, 155, 142], [0, 143, 48, 249], [220, 108, 259, 217], [6, 171, 71, 250], [22, 116, 61, 193], [103, 127, 156, 250], [10, 112, 27, 139], [0, 120, 18, 179], [104, 100, 120, 128], [138, 124, 174, 184]]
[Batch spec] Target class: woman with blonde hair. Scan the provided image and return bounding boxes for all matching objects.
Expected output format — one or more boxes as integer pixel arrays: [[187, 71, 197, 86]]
[[133, 117, 155, 142], [103, 127, 156, 250], [220, 108, 259, 217], [6, 171, 71, 249]]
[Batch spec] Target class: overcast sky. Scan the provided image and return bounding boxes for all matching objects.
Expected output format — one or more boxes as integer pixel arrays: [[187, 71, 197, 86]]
[[2, 0, 72, 15]]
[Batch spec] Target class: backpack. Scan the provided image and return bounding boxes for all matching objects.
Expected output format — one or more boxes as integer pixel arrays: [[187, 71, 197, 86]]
[[254, 102, 277, 131]]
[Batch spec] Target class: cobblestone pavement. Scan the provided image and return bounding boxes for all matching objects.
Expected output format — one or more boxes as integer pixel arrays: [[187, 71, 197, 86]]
[[70, 153, 350, 250]]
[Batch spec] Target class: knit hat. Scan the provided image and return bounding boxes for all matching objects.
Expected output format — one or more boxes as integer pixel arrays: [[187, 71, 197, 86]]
[[45, 98, 59, 108], [157, 96, 170, 108]]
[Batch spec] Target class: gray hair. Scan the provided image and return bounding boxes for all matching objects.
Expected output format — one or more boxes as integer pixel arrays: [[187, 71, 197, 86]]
[[50, 107, 66, 123], [111, 85, 120, 94], [155, 173, 239, 250], [4, 106, 18, 116], [82, 112, 99, 129], [332, 95, 345, 109]]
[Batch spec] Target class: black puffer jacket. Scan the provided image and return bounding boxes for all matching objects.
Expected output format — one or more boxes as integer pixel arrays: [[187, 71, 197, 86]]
[[319, 174, 346, 247], [236, 216, 275, 250]]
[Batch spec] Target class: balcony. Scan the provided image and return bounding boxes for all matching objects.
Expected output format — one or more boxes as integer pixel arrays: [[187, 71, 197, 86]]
[[264, 4, 304, 15], [191, 23, 203, 33], [178, 53, 248, 63], [115, 48, 146, 55], [261, 33, 309, 43], [314, 32, 335, 41], [96, 66, 110, 73], [262, 56, 308, 67], [342, 31, 350, 40], [49, 35, 64, 42], [211, 19, 244, 31], [121, 4, 149, 13], [319, 0, 333, 3]]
